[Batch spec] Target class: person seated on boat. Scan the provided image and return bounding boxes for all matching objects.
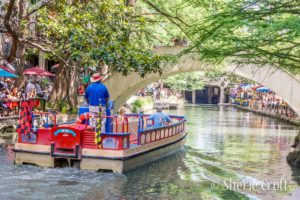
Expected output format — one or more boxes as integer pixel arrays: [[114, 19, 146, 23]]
[[117, 107, 127, 122], [147, 106, 172, 128], [117, 107, 129, 132]]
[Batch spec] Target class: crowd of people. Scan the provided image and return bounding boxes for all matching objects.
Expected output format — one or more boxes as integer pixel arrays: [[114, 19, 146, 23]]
[[137, 81, 182, 101], [0, 77, 52, 116], [230, 84, 297, 118]]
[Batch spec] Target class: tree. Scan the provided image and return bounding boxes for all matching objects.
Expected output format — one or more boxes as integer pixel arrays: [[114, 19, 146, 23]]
[[37, 0, 163, 107], [0, 0, 54, 86], [134, 0, 300, 75], [186, 0, 300, 73], [164, 72, 205, 91], [131, 0, 208, 46], [1, 0, 164, 107]]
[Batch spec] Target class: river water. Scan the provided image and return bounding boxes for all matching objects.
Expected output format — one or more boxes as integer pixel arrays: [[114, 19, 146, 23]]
[[1, 105, 300, 200]]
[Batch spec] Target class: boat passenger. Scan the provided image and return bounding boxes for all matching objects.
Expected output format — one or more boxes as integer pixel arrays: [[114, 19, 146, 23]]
[[117, 107, 127, 122], [147, 107, 172, 128], [84, 73, 110, 130], [117, 107, 129, 132]]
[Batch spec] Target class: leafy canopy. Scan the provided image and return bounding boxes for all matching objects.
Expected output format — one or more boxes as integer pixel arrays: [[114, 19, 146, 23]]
[[38, 0, 163, 77], [187, 0, 300, 73], [164, 72, 205, 91], [140, 0, 300, 74]]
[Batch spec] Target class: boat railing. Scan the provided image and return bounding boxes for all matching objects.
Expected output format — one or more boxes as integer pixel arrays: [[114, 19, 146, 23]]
[[100, 132, 131, 150], [32, 111, 57, 128], [99, 115, 186, 150], [138, 115, 186, 145], [124, 113, 150, 133], [89, 115, 120, 133]]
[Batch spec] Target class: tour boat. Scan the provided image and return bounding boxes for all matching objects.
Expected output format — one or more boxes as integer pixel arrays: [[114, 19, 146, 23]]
[[13, 100, 187, 172]]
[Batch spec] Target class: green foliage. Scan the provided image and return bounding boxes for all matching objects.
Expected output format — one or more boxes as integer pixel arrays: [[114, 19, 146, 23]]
[[61, 104, 70, 114], [164, 72, 205, 91], [37, 0, 164, 77], [132, 99, 143, 113], [204, 69, 225, 80], [47, 99, 71, 114], [71, 107, 78, 115], [142, 0, 300, 74], [39, 78, 50, 88], [131, 97, 154, 113], [24, 48, 39, 61], [136, 0, 209, 46], [185, 0, 300, 73]]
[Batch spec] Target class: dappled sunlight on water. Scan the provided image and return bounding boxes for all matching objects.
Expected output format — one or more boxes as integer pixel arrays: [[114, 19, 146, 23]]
[[1, 104, 300, 200]]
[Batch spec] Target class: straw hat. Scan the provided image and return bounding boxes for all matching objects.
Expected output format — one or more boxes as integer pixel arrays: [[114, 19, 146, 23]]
[[90, 72, 102, 83]]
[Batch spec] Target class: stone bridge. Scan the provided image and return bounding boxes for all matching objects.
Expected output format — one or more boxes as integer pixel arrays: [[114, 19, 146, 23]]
[[104, 46, 300, 117]]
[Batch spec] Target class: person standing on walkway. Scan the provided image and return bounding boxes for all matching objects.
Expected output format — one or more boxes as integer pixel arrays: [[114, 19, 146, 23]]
[[84, 73, 110, 130]]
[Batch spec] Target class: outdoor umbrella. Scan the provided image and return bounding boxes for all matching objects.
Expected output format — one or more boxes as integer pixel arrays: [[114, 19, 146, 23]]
[[0, 65, 15, 74], [252, 85, 263, 91], [52, 64, 59, 69], [23, 66, 55, 76], [256, 87, 270, 93], [0, 68, 18, 78]]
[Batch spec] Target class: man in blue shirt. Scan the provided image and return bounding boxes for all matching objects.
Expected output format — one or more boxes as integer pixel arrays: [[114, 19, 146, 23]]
[[148, 107, 172, 128], [84, 73, 110, 129]]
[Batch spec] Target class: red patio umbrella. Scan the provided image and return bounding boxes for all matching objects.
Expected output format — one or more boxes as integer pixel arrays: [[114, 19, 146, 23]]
[[23, 66, 55, 76], [0, 65, 15, 74], [52, 63, 59, 68]]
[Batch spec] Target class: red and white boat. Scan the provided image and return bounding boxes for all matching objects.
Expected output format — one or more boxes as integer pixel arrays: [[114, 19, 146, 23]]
[[13, 101, 187, 172]]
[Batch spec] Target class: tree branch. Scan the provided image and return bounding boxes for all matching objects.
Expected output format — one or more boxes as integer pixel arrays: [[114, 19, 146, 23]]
[[142, 0, 190, 27], [25, 0, 53, 18]]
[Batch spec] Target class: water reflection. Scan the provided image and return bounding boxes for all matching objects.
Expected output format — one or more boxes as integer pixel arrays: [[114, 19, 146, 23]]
[[0, 104, 300, 200]]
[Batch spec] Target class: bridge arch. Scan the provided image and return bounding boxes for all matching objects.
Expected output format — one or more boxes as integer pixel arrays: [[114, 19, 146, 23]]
[[104, 46, 300, 117]]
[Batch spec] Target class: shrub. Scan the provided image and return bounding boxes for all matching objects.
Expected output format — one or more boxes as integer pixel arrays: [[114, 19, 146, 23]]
[[132, 99, 143, 113]]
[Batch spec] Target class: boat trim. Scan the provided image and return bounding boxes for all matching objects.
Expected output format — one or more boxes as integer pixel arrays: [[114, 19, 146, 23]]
[[13, 149, 49, 155], [82, 133, 186, 160], [13, 133, 186, 161]]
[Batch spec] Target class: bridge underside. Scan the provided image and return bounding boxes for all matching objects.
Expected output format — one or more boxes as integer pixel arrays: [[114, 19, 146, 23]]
[[104, 46, 300, 117]]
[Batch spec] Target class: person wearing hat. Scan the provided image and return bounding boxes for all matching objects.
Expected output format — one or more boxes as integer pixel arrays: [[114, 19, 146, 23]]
[[84, 72, 110, 129]]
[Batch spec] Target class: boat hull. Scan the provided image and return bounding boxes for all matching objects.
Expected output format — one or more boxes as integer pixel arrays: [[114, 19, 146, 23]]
[[14, 132, 186, 173]]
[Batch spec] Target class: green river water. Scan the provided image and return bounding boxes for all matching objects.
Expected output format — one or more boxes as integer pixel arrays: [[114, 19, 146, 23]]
[[0, 104, 300, 200]]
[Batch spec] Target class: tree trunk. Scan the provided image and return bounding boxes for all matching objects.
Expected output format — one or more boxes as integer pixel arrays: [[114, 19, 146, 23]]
[[67, 65, 79, 108], [15, 41, 26, 88], [50, 61, 69, 102], [50, 60, 79, 108]]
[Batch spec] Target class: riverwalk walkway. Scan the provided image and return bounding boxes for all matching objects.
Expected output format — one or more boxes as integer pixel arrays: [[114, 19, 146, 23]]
[[220, 103, 300, 126]]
